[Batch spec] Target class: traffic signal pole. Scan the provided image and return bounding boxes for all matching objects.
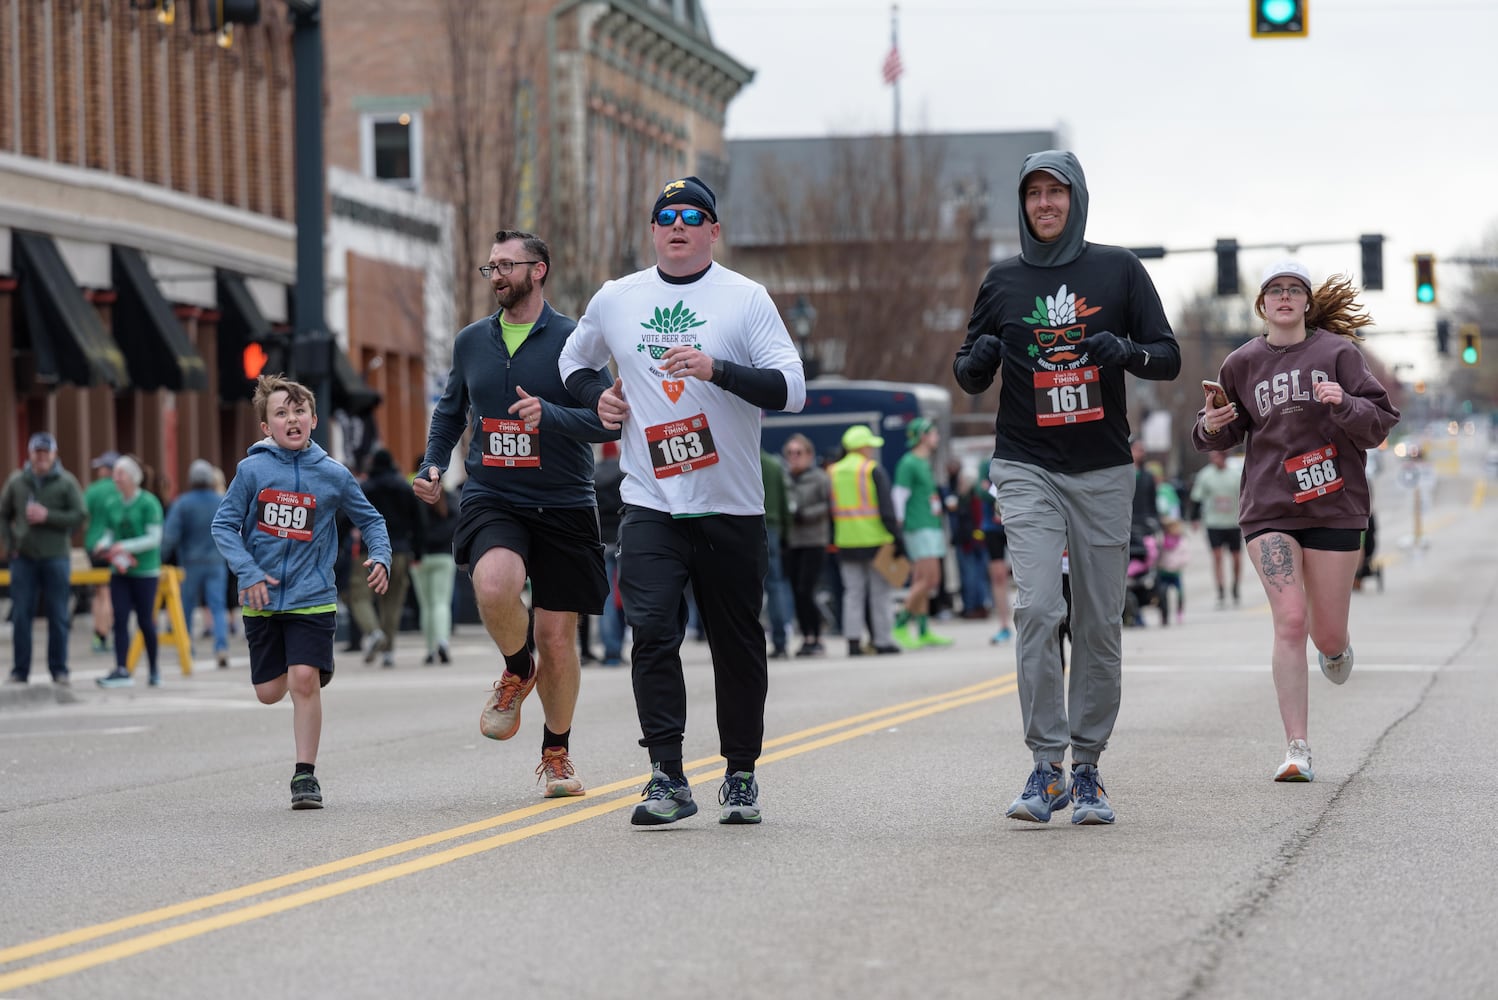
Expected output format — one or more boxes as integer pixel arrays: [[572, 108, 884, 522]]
[[290, 1, 332, 448]]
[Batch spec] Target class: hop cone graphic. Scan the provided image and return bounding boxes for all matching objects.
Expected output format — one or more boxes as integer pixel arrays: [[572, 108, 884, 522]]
[[640, 300, 707, 334]]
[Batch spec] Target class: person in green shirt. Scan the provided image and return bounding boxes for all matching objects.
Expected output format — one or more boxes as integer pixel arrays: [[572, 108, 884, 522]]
[[93, 455, 165, 688], [892, 417, 953, 648], [82, 451, 122, 652]]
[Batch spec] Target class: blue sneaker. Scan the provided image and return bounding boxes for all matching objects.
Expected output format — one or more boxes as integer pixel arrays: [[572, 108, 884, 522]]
[[990, 627, 1013, 644], [1070, 764, 1116, 825], [1005, 762, 1071, 823], [95, 670, 134, 689], [631, 768, 698, 826]]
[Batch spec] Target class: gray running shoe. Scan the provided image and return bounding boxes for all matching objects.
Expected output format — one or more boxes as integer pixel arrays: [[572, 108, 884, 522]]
[[1318, 645, 1353, 685], [1006, 762, 1072, 823], [1070, 764, 1116, 825], [631, 769, 697, 826], [718, 771, 762, 824], [96, 670, 134, 688]]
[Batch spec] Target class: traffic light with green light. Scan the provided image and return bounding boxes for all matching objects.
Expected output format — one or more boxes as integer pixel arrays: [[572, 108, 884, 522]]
[[1459, 325, 1480, 366], [1252, 0, 1307, 38], [1414, 254, 1437, 305]]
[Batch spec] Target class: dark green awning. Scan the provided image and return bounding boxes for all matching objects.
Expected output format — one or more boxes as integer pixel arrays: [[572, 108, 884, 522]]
[[111, 245, 208, 391], [13, 231, 130, 389]]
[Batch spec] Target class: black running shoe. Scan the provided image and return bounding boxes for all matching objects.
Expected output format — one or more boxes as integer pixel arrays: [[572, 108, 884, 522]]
[[290, 773, 323, 810], [631, 769, 697, 826]]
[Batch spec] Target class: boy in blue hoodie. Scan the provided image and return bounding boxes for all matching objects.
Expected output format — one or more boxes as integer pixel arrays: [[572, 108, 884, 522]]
[[212, 374, 392, 810]]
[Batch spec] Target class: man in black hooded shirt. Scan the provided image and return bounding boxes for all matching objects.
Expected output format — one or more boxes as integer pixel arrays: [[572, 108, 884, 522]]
[[953, 150, 1181, 826]]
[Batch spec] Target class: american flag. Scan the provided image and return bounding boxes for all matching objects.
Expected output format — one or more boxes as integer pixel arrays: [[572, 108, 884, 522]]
[[882, 45, 903, 85]]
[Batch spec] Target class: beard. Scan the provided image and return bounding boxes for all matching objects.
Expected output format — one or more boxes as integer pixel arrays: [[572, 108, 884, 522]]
[[494, 270, 535, 312]]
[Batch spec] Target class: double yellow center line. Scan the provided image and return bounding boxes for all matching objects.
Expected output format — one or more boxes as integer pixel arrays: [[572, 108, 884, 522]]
[[0, 672, 1017, 992]]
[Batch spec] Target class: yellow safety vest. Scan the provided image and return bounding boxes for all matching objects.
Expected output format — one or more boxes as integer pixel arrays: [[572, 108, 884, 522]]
[[830, 453, 893, 549]]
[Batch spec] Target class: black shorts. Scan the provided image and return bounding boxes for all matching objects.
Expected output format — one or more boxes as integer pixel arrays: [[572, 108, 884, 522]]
[[1205, 527, 1243, 552], [984, 529, 1008, 562], [244, 612, 336, 686], [453, 498, 608, 615], [1242, 526, 1362, 552]]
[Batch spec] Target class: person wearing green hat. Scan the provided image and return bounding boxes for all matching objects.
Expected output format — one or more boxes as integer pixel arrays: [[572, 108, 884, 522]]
[[829, 424, 905, 657], [891, 416, 952, 648]]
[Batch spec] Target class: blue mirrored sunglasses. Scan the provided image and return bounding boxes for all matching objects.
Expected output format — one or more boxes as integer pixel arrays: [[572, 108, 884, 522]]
[[655, 208, 708, 227]]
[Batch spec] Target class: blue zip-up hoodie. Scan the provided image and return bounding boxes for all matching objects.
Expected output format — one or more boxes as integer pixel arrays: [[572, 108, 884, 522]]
[[212, 438, 392, 612], [422, 302, 618, 509]]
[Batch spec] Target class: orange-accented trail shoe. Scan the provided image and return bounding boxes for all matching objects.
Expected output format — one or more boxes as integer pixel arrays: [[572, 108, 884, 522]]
[[536, 747, 585, 798], [479, 665, 537, 741]]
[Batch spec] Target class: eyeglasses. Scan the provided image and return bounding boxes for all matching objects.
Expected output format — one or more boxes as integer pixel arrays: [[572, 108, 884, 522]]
[[1034, 325, 1085, 347], [1263, 284, 1308, 300], [654, 208, 708, 227], [478, 260, 540, 278]]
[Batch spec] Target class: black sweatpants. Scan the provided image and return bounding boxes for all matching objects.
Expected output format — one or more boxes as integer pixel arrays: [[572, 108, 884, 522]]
[[618, 505, 769, 773]]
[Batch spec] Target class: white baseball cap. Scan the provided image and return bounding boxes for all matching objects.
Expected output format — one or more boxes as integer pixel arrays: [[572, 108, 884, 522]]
[[1260, 259, 1313, 291]]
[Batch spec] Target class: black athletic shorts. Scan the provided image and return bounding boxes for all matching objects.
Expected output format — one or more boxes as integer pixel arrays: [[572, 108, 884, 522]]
[[1205, 527, 1243, 552], [453, 497, 608, 615], [244, 612, 336, 686], [984, 528, 1008, 562], [1242, 525, 1362, 552]]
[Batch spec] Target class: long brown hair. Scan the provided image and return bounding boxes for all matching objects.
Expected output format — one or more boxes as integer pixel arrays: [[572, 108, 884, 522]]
[[1254, 273, 1373, 342]]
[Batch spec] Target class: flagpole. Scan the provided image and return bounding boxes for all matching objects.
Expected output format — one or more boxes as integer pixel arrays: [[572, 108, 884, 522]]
[[891, 3, 903, 241], [891, 3, 901, 138]]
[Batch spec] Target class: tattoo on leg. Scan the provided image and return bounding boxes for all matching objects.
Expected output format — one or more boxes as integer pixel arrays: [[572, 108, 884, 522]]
[[1259, 535, 1296, 589]]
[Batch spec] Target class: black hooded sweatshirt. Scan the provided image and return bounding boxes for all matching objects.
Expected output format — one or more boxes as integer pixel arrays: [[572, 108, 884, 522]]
[[954, 150, 1181, 474]]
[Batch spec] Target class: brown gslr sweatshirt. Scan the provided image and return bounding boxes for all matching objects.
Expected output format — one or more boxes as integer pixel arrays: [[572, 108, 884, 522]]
[[1190, 329, 1400, 537]]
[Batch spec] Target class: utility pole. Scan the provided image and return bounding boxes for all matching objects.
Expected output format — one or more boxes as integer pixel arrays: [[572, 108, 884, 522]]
[[289, 1, 332, 448]]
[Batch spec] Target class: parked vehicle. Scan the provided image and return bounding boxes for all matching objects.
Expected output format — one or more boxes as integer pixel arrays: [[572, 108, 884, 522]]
[[762, 378, 952, 470]]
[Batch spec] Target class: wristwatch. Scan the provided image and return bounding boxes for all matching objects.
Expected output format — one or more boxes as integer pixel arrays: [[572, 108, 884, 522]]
[[710, 358, 726, 385]]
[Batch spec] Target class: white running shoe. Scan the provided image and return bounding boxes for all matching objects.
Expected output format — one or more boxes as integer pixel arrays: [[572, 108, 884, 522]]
[[1318, 645, 1354, 685], [1274, 739, 1314, 782]]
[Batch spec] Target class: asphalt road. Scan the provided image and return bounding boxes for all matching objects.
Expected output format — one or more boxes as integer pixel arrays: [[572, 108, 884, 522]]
[[2, 436, 1495, 1000]]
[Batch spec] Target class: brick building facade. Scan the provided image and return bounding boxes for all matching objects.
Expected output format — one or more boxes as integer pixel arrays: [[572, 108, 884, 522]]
[[2, 0, 749, 496]]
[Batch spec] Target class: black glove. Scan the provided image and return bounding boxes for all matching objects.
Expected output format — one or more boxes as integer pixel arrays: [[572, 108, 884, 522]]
[[892, 536, 908, 560], [1075, 331, 1136, 368], [961, 335, 1004, 375]]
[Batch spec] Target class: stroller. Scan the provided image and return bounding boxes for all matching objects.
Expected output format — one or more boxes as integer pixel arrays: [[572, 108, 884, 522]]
[[1123, 525, 1160, 627]]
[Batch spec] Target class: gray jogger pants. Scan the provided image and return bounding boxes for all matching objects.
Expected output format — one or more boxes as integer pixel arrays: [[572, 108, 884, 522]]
[[991, 459, 1132, 765]]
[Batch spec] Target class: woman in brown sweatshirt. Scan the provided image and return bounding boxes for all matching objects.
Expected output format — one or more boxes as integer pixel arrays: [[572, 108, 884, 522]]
[[1192, 260, 1400, 783]]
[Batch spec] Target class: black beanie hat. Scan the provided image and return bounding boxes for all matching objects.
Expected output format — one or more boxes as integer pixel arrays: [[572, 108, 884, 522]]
[[651, 176, 717, 223]]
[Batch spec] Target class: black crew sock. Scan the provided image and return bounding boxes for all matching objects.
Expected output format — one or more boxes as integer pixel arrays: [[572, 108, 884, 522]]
[[502, 645, 534, 680], [726, 761, 755, 776], [657, 759, 686, 781], [543, 726, 569, 751], [295, 762, 315, 776]]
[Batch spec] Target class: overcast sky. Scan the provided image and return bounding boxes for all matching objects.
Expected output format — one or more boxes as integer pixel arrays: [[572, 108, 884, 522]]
[[701, 0, 1498, 381]]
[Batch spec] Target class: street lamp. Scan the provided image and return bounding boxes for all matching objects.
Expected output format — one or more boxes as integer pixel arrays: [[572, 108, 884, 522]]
[[787, 296, 819, 380]]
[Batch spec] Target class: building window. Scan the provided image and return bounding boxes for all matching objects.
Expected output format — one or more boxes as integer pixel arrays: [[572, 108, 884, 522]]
[[360, 111, 422, 190]]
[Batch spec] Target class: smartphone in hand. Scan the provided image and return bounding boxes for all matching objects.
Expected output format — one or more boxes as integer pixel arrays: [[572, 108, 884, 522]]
[[1202, 379, 1229, 409]]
